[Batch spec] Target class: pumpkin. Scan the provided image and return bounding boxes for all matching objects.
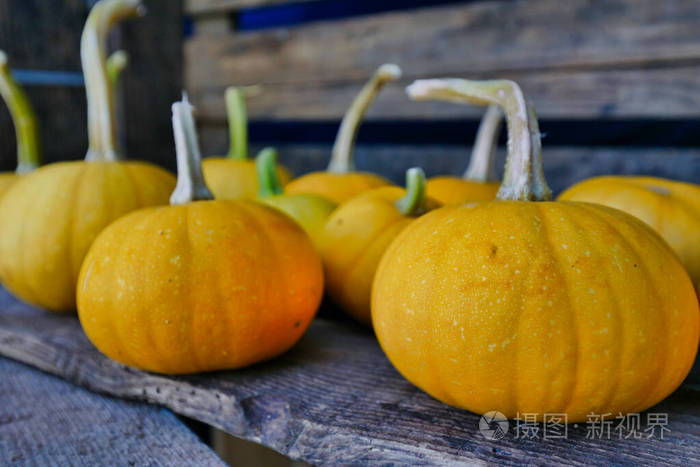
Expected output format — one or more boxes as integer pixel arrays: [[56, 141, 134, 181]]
[[77, 97, 324, 374], [0, 50, 41, 198], [256, 147, 336, 250], [321, 168, 440, 324], [284, 64, 398, 204], [559, 176, 700, 292], [0, 0, 175, 312], [372, 78, 699, 422], [202, 86, 292, 200], [426, 105, 502, 205]]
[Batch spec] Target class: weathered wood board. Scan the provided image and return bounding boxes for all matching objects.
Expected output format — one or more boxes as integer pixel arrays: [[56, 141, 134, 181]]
[[0, 287, 698, 465], [0, 356, 225, 465], [185, 0, 700, 121], [193, 137, 700, 194]]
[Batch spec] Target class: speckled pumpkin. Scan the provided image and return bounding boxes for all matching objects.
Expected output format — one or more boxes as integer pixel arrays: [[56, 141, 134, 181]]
[[0, 0, 175, 312], [202, 87, 291, 200], [0, 50, 41, 198], [372, 78, 699, 423], [559, 176, 700, 292], [425, 105, 502, 205], [284, 64, 398, 204], [77, 98, 323, 374], [321, 168, 439, 324]]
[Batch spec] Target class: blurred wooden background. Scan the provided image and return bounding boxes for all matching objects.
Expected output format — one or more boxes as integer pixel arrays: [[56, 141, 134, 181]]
[[1, 0, 700, 194]]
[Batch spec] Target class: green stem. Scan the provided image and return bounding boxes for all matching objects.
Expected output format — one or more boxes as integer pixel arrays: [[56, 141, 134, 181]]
[[396, 167, 427, 216], [81, 0, 144, 162], [407, 79, 551, 201], [170, 95, 214, 205], [106, 50, 128, 88], [0, 51, 41, 173], [328, 64, 401, 173], [256, 147, 284, 197], [225, 86, 248, 160], [464, 104, 501, 182]]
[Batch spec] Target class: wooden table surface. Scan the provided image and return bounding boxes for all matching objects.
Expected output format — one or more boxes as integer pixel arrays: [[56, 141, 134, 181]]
[[0, 287, 698, 466], [0, 356, 225, 466]]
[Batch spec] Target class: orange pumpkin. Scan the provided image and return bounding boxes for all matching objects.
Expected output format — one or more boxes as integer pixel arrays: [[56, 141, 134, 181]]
[[202, 86, 292, 200], [0, 50, 41, 198], [77, 97, 323, 374], [559, 176, 700, 292], [426, 105, 502, 205], [0, 0, 175, 312], [321, 167, 440, 324], [373, 78, 699, 422], [284, 64, 398, 204]]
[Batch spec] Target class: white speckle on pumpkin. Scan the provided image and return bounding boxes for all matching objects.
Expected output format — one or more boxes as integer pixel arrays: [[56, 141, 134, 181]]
[[170, 255, 181, 266]]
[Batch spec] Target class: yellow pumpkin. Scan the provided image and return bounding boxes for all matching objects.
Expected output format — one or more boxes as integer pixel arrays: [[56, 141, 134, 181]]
[[559, 176, 700, 292], [426, 104, 502, 205], [321, 167, 440, 324], [0, 50, 41, 198], [202, 86, 292, 200], [284, 64, 398, 204], [255, 147, 336, 250], [77, 97, 323, 374], [373, 78, 699, 423], [0, 0, 175, 312]]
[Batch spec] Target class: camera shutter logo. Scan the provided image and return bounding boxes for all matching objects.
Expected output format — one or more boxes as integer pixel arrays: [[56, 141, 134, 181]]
[[479, 411, 509, 440]]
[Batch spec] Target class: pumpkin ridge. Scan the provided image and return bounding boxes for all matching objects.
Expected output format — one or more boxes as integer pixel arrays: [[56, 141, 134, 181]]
[[531, 203, 580, 415], [13, 174, 40, 305], [575, 202, 671, 413], [557, 203, 625, 415], [182, 204, 206, 373]]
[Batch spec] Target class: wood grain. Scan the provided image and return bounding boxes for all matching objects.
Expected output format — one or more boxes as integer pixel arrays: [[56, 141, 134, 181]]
[[194, 135, 700, 194], [185, 0, 700, 120], [0, 287, 698, 465], [0, 356, 225, 465]]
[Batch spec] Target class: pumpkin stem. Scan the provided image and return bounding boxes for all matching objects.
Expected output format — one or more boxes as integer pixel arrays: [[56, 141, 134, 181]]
[[328, 64, 401, 173], [170, 94, 214, 205], [256, 147, 284, 197], [407, 79, 551, 201], [0, 51, 41, 174], [396, 167, 428, 216], [82, 0, 144, 162], [224, 86, 249, 160], [106, 50, 128, 88], [464, 104, 501, 182]]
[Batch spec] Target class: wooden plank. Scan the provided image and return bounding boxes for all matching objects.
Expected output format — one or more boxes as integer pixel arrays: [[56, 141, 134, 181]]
[[190, 65, 700, 121], [0, 356, 226, 465], [185, 0, 700, 119], [0, 287, 698, 465], [119, 0, 183, 172], [186, 0, 314, 15], [195, 133, 700, 194]]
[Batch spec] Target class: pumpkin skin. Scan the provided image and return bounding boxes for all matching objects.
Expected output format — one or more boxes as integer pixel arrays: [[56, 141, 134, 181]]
[[77, 199, 324, 374], [0, 161, 175, 311], [425, 177, 499, 205], [373, 201, 699, 422], [558, 176, 700, 291], [260, 194, 336, 251], [0, 173, 17, 199], [203, 158, 292, 200], [321, 172, 440, 324], [285, 172, 390, 205]]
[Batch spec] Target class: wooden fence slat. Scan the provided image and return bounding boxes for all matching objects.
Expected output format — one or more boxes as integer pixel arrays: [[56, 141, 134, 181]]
[[185, 0, 700, 120], [190, 65, 700, 121], [0, 287, 698, 466]]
